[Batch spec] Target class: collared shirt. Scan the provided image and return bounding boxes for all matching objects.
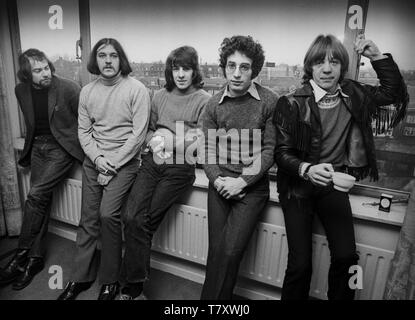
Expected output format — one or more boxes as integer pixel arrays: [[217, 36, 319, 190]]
[[309, 79, 348, 103], [218, 81, 261, 104], [299, 80, 351, 177]]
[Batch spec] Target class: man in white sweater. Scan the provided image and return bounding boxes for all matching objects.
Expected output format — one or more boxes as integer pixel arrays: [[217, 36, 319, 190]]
[[57, 38, 150, 300]]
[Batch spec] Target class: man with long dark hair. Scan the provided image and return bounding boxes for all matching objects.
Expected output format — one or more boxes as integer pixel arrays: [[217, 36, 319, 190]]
[[274, 34, 408, 299], [57, 38, 150, 300], [0, 49, 83, 290], [119, 45, 210, 300], [200, 35, 278, 299]]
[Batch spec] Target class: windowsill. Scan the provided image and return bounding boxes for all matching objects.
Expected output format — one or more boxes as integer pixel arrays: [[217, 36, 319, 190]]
[[14, 137, 407, 227], [194, 168, 406, 227]]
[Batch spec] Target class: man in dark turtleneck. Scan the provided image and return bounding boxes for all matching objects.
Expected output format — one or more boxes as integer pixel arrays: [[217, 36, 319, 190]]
[[0, 49, 83, 290]]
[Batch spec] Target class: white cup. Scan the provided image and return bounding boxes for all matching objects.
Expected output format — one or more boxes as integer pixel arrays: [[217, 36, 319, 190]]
[[331, 172, 356, 192]]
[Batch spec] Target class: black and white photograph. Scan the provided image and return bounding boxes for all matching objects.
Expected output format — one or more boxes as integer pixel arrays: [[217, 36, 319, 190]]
[[0, 0, 414, 310]]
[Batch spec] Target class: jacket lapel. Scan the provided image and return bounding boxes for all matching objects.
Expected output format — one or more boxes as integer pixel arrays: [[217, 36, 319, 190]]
[[48, 76, 58, 122], [340, 80, 361, 120], [294, 83, 321, 124], [21, 84, 35, 128]]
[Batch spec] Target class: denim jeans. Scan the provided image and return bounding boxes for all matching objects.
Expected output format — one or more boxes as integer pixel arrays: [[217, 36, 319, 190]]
[[121, 153, 195, 283], [200, 176, 270, 300], [71, 157, 139, 284], [18, 136, 75, 258], [279, 184, 359, 300]]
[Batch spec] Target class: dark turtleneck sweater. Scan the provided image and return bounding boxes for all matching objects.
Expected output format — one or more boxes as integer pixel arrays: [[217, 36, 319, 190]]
[[32, 86, 51, 136]]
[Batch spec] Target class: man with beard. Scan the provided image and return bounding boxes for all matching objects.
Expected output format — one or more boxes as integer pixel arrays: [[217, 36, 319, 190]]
[[57, 38, 150, 300], [0, 49, 84, 290]]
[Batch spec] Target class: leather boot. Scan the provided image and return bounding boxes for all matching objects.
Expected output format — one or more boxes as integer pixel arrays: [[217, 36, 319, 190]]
[[97, 282, 119, 300], [57, 281, 93, 300], [12, 257, 44, 290], [0, 249, 29, 286]]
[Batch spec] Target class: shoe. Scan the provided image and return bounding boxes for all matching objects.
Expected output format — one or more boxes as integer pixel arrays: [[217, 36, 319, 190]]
[[57, 281, 93, 300], [97, 283, 119, 300], [0, 249, 29, 286], [118, 292, 147, 300], [12, 257, 44, 290]]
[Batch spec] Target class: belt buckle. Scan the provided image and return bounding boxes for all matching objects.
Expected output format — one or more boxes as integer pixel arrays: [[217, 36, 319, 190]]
[[35, 135, 53, 141]]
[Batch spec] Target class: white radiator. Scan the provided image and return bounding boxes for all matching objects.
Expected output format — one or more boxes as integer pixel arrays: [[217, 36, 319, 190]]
[[19, 171, 393, 300], [49, 179, 82, 226], [153, 204, 394, 300]]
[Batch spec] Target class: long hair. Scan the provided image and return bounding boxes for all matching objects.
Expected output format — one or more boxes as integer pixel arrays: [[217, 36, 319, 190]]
[[17, 49, 55, 83], [303, 34, 349, 83], [164, 46, 203, 92], [87, 38, 132, 76], [219, 35, 265, 80]]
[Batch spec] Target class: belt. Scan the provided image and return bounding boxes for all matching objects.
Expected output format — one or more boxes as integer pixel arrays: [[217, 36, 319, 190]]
[[34, 135, 56, 141]]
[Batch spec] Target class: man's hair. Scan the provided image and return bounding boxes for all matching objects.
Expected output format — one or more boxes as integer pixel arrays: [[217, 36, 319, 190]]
[[87, 38, 132, 76], [303, 34, 349, 83], [164, 46, 203, 91], [17, 48, 55, 83], [219, 35, 265, 80]]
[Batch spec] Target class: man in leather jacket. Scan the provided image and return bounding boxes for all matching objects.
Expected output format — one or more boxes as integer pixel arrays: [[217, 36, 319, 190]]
[[273, 34, 408, 300]]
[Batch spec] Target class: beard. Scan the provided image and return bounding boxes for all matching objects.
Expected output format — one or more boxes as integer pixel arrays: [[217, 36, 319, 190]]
[[33, 77, 52, 89], [39, 78, 52, 88]]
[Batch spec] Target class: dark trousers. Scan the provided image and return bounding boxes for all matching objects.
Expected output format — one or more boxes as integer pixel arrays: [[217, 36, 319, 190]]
[[279, 185, 359, 300], [200, 176, 270, 300], [18, 136, 74, 258], [71, 157, 139, 284], [121, 153, 195, 283]]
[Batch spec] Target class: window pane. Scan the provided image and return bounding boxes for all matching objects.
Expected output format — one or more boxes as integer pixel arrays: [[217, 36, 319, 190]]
[[357, 0, 415, 192], [88, 0, 414, 193], [89, 0, 346, 95], [17, 0, 81, 85]]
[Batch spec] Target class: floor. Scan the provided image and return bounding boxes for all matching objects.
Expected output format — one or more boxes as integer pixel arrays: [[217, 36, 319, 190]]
[[0, 233, 204, 300]]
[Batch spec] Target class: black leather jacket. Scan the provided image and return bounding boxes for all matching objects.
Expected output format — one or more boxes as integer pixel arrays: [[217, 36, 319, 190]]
[[273, 55, 408, 197]]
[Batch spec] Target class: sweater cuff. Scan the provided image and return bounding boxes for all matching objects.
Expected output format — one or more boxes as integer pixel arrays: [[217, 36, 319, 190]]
[[240, 174, 258, 186], [299, 162, 311, 179], [203, 164, 222, 185]]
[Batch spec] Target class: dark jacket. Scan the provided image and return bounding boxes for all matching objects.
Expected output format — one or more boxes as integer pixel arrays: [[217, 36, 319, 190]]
[[273, 55, 409, 197], [15, 75, 85, 167]]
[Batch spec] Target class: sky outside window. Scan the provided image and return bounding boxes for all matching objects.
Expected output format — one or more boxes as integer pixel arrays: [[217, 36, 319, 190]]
[[16, 0, 415, 70]]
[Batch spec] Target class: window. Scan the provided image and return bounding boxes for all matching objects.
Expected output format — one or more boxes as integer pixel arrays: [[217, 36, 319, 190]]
[[17, 0, 81, 85], [15, 0, 81, 137], [355, 0, 415, 192], [17, 0, 409, 195], [89, 0, 347, 93]]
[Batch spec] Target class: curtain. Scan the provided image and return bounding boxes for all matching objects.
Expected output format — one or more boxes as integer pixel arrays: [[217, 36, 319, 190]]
[[384, 182, 415, 300], [0, 50, 23, 237]]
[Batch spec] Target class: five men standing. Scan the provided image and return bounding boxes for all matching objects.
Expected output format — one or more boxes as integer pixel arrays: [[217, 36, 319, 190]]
[[0, 31, 409, 300]]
